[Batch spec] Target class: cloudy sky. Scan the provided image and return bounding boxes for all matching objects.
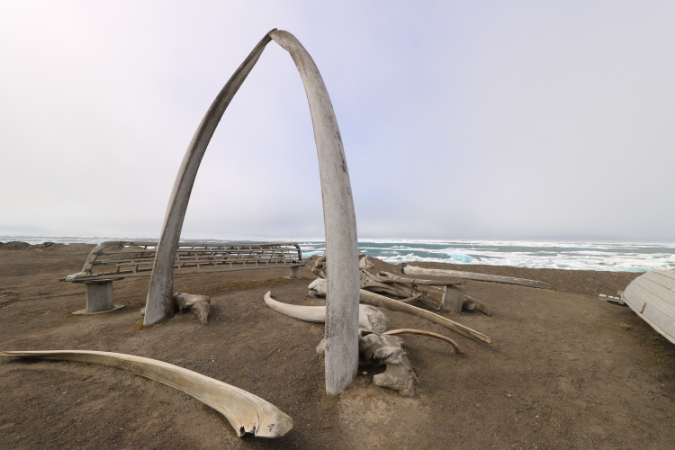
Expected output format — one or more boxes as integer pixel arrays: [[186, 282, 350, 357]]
[[1, 1, 673, 242]]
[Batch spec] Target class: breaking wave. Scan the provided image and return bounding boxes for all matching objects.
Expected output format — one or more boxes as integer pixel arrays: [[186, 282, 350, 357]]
[[2, 235, 673, 273]]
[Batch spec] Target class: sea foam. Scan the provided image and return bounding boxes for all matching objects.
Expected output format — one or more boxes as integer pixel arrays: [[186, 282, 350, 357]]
[[1, 235, 673, 273]]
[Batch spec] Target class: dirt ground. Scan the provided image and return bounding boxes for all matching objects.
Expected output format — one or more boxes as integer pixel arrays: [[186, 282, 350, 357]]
[[1, 242, 675, 449]]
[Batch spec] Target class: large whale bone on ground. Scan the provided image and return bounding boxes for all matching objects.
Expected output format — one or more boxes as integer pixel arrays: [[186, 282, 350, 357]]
[[360, 270, 460, 312], [312, 269, 457, 311], [315, 330, 418, 397], [359, 289, 492, 344], [358, 330, 417, 397], [140, 292, 212, 323], [0, 350, 293, 438], [308, 278, 490, 343], [264, 291, 388, 333], [402, 263, 556, 291], [376, 271, 491, 316], [384, 328, 462, 353]]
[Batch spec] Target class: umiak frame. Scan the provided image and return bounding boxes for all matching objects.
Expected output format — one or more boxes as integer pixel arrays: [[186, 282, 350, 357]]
[[143, 30, 360, 395]]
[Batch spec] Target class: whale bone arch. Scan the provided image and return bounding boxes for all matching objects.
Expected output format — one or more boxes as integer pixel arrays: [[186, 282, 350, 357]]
[[143, 29, 360, 395]]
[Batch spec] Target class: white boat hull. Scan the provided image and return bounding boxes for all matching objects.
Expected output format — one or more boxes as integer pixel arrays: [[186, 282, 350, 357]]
[[622, 269, 675, 344]]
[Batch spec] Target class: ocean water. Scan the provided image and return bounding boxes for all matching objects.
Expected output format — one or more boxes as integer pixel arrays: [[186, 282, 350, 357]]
[[2, 235, 674, 273]]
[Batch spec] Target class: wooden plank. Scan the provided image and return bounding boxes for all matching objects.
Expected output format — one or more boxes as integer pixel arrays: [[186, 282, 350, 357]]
[[627, 282, 675, 322], [633, 277, 675, 305], [623, 271, 675, 344], [70, 262, 307, 282], [623, 282, 646, 312], [654, 269, 675, 282], [635, 304, 675, 345], [643, 271, 675, 290], [643, 303, 675, 342]]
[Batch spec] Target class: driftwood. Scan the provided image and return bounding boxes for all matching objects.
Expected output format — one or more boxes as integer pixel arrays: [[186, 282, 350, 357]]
[[308, 278, 490, 342], [312, 258, 493, 316], [375, 272, 491, 316], [377, 271, 463, 286], [360, 270, 446, 310], [363, 271, 490, 315], [402, 263, 556, 291], [264, 291, 388, 333], [0, 350, 293, 438], [359, 290, 491, 343], [384, 329, 462, 353]]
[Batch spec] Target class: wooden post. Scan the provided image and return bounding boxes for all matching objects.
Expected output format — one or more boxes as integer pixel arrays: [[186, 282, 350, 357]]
[[73, 280, 124, 315], [441, 285, 465, 313]]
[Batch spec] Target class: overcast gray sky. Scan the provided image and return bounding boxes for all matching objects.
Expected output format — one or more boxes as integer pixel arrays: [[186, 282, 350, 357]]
[[1, 1, 673, 242]]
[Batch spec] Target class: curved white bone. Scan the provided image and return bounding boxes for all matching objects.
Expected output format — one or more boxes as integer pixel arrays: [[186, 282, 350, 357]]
[[264, 291, 388, 333], [144, 29, 360, 395], [401, 264, 555, 290], [384, 329, 462, 353], [0, 350, 293, 438], [359, 289, 491, 343]]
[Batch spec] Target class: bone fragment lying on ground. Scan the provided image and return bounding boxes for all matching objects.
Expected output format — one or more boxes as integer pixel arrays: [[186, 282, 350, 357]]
[[311, 253, 373, 279], [359, 289, 491, 343], [463, 295, 492, 316], [384, 329, 462, 353], [140, 292, 212, 323], [358, 330, 417, 397], [308, 278, 328, 297], [175, 293, 211, 323], [0, 350, 293, 438], [264, 291, 388, 332], [402, 263, 556, 291], [315, 331, 418, 396]]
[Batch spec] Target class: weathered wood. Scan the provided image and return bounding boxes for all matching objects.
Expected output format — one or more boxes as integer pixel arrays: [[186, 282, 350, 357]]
[[383, 329, 462, 353], [402, 263, 556, 290], [86, 280, 113, 311], [358, 289, 491, 343], [72, 281, 125, 315], [376, 271, 464, 286], [655, 270, 675, 281], [622, 269, 675, 345], [375, 271, 483, 314], [633, 277, 675, 305], [64, 241, 305, 283], [643, 271, 675, 290], [442, 285, 464, 313], [0, 350, 293, 438], [360, 270, 446, 310], [626, 281, 675, 320]]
